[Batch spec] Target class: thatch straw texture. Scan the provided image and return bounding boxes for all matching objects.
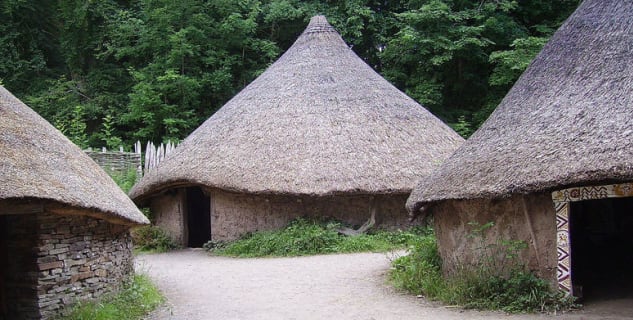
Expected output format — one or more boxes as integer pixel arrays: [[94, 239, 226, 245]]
[[0, 86, 148, 225], [130, 16, 463, 201], [407, 0, 633, 213]]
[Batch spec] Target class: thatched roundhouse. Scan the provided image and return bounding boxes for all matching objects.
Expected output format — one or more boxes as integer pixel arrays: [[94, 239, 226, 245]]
[[0, 86, 149, 319], [407, 0, 633, 299], [129, 16, 463, 245]]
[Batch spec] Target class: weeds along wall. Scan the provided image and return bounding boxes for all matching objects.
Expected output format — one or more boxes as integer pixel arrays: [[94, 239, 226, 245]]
[[431, 193, 557, 284], [149, 187, 420, 245], [211, 190, 417, 241]]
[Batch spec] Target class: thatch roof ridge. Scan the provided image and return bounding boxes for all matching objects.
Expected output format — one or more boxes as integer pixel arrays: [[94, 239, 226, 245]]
[[130, 15, 463, 201], [407, 0, 633, 213], [0, 86, 149, 225]]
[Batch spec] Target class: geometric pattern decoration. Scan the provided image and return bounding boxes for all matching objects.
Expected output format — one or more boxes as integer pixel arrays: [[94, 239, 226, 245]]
[[551, 182, 633, 296], [555, 201, 572, 294]]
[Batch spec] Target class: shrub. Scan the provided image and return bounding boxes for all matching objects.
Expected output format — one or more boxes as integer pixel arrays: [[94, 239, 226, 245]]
[[106, 168, 138, 193], [209, 217, 427, 257], [131, 226, 179, 253], [390, 235, 445, 298], [390, 223, 576, 313]]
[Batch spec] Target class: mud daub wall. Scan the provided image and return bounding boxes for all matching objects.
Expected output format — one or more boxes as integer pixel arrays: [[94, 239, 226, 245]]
[[1, 212, 134, 319], [150, 189, 187, 246], [211, 190, 416, 241], [432, 193, 557, 283]]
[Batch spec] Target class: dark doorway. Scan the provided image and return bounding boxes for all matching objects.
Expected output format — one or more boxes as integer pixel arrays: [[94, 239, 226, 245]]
[[0, 216, 6, 319], [570, 197, 633, 301], [186, 187, 211, 247]]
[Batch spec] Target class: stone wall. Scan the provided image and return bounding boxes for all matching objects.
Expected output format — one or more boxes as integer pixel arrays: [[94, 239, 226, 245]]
[[0, 211, 134, 319], [211, 190, 416, 241], [36, 212, 134, 319], [432, 193, 557, 283]]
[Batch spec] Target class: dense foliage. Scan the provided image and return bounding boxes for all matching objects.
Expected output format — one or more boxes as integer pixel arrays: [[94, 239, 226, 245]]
[[390, 224, 576, 313], [132, 225, 179, 253], [1, 0, 579, 146], [207, 217, 428, 257]]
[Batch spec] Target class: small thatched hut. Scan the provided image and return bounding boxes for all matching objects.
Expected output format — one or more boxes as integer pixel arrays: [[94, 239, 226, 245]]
[[0, 86, 149, 319], [407, 0, 633, 299], [129, 15, 463, 246]]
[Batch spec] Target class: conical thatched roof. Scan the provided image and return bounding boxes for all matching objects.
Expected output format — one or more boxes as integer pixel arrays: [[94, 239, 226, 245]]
[[407, 0, 633, 214], [130, 16, 463, 201], [0, 86, 148, 226]]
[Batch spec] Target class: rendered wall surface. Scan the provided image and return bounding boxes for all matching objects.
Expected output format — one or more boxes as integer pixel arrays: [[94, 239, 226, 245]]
[[432, 193, 557, 283], [210, 190, 415, 241], [150, 189, 187, 246]]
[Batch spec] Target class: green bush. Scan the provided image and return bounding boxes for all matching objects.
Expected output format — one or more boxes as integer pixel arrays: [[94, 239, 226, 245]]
[[132, 226, 179, 253], [390, 235, 445, 298], [105, 168, 138, 193], [390, 224, 576, 313], [62, 274, 163, 320], [445, 267, 575, 313], [209, 218, 426, 257]]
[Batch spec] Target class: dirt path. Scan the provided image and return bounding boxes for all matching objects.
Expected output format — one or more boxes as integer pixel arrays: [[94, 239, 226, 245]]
[[136, 249, 632, 320]]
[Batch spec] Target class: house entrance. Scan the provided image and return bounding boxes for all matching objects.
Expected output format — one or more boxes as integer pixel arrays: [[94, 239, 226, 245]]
[[552, 183, 633, 298], [186, 187, 211, 247], [570, 197, 633, 301], [0, 216, 6, 319]]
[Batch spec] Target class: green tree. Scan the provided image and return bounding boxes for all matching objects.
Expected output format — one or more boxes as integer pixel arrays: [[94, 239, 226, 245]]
[[0, 0, 579, 144], [381, 0, 523, 133], [381, 0, 578, 137], [103, 0, 280, 142], [0, 0, 58, 93]]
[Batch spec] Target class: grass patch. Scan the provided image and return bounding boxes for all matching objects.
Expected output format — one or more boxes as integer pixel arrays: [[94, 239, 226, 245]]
[[207, 217, 428, 257], [132, 225, 179, 253], [62, 274, 164, 320], [390, 226, 576, 313]]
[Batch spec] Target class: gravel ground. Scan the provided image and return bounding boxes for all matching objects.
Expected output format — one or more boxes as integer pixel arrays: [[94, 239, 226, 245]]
[[136, 249, 632, 320]]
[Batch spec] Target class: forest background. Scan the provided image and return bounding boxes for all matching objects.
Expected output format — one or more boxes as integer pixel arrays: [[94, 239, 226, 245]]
[[0, 0, 579, 148]]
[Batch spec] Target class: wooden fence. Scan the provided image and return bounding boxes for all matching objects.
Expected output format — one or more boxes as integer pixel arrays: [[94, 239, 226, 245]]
[[84, 141, 142, 177], [84, 140, 177, 177], [144, 141, 177, 174]]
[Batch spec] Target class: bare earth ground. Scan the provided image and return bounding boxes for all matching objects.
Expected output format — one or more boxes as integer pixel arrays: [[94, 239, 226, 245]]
[[136, 249, 633, 320]]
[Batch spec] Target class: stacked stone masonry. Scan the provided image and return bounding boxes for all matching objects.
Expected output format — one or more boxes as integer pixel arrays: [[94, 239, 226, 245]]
[[1, 211, 134, 319]]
